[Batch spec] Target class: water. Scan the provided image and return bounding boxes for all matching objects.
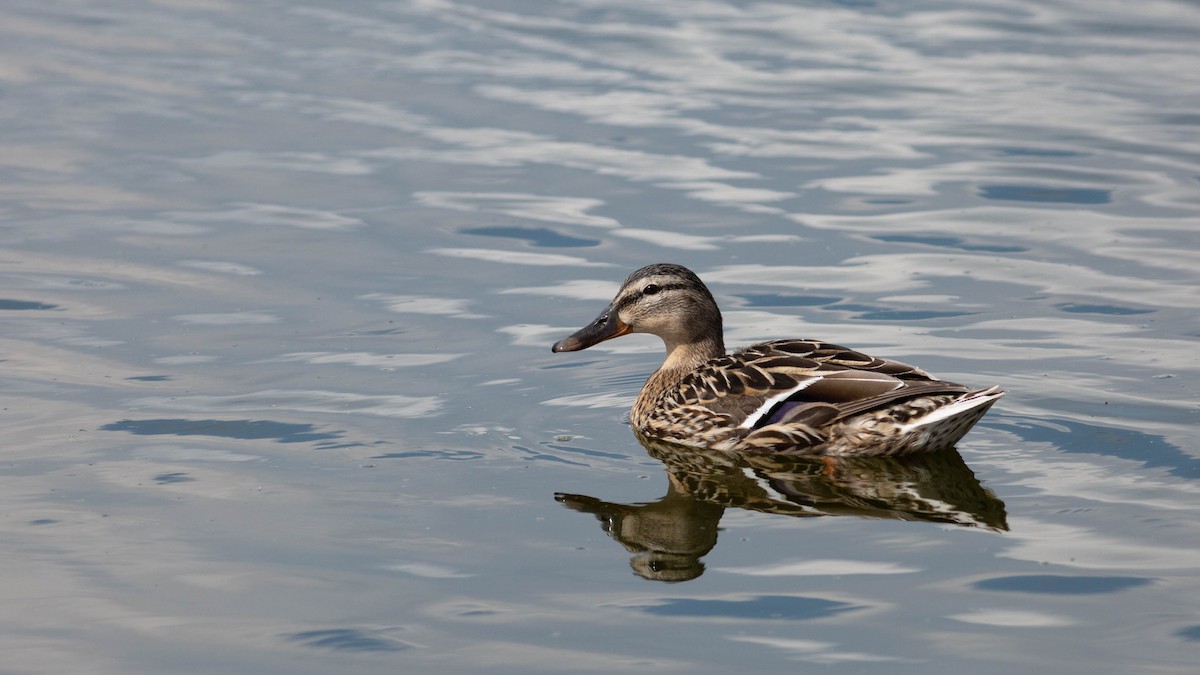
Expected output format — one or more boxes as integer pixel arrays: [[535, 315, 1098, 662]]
[[2, 0, 1199, 672]]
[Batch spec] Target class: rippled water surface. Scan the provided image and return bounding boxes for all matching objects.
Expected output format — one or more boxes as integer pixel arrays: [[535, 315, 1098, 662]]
[[3, 1, 1199, 672]]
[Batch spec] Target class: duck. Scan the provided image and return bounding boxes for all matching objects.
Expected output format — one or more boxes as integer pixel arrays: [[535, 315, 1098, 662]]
[[551, 263, 1004, 456]]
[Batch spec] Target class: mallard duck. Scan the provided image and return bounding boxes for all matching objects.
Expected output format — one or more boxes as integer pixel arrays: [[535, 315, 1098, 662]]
[[551, 263, 1003, 455]]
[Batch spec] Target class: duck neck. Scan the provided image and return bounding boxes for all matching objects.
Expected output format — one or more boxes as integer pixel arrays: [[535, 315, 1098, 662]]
[[661, 335, 725, 374]]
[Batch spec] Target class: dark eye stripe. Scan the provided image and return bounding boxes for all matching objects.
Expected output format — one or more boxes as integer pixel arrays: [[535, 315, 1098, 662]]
[[614, 283, 690, 312]]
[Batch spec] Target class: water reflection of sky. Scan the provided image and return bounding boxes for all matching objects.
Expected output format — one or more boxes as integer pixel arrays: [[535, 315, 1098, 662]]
[[2, 0, 1199, 672]]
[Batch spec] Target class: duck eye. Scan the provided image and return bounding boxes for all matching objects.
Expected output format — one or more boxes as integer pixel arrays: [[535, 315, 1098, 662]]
[[642, 284, 661, 296]]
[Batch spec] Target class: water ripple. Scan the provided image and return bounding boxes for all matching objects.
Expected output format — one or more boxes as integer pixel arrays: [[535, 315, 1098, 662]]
[[416, 191, 620, 228], [3, 0, 1199, 671], [624, 594, 864, 621], [283, 628, 412, 653], [125, 390, 444, 419]]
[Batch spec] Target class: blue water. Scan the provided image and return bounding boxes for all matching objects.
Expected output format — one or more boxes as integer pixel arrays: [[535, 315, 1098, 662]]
[[2, 1, 1199, 673]]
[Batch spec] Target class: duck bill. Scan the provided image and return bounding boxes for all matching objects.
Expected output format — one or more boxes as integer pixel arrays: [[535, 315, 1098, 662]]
[[552, 305, 631, 352]]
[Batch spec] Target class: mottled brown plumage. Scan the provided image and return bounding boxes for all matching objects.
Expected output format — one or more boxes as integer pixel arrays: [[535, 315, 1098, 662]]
[[552, 263, 1003, 455]]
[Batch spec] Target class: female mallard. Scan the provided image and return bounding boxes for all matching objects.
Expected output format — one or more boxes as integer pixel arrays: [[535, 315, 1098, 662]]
[[552, 263, 1003, 456]]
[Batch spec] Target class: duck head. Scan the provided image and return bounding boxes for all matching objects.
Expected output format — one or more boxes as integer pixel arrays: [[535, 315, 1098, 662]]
[[552, 263, 724, 358]]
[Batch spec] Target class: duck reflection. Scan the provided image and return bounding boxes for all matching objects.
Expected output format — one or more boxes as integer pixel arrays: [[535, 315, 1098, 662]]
[[555, 434, 1006, 582]]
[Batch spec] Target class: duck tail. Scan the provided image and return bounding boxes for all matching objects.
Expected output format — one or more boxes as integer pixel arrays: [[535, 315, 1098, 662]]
[[901, 386, 1005, 447]]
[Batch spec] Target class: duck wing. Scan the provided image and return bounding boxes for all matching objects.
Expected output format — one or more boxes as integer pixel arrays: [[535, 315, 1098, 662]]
[[667, 339, 970, 444]]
